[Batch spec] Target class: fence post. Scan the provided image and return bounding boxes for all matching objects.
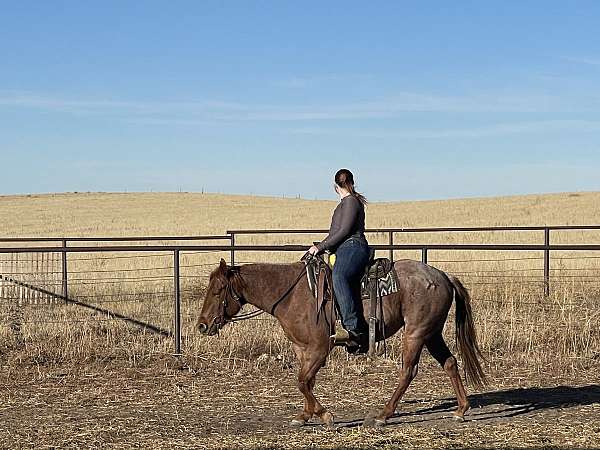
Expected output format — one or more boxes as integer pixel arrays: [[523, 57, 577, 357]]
[[15, 252, 21, 303], [421, 247, 428, 265], [61, 240, 68, 299], [388, 231, 394, 262], [34, 251, 39, 304], [230, 232, 235, 266], [0, 254, 4, 300], [173, 249, 182, 355], [544, 228, 550, 297]]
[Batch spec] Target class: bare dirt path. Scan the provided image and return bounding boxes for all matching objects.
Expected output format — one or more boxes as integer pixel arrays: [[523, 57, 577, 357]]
[[0, 359, 598, 449]]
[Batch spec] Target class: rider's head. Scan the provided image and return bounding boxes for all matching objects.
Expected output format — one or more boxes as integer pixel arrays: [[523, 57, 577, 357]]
[[334, 168, 354, 195], [334, 168, 367, 205]]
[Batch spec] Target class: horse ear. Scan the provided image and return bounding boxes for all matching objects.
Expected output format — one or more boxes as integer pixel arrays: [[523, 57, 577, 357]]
[[219, 258, 228, 275]]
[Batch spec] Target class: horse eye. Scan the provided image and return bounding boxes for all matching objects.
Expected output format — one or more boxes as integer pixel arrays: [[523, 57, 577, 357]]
[[212, 286, 224, 295]]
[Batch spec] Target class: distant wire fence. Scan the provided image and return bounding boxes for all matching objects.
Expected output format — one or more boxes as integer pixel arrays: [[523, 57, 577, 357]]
[[1, 225, 600, 354]]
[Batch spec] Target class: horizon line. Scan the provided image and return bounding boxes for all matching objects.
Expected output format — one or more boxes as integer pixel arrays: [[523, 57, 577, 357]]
[[1, 189, 597, 204]]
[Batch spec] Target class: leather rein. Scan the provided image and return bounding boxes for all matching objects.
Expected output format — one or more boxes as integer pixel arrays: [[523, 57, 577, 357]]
[[213, 264, 307, 328]]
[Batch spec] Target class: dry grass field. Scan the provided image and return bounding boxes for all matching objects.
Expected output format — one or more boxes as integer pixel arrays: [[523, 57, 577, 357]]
[[1, 190, 600, 236], [1, 191, 599, 449]]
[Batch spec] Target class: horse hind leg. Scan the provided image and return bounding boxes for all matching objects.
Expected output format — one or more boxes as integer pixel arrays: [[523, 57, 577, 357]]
[[426, 332, 470, 419], [373, 336, 424, 426]]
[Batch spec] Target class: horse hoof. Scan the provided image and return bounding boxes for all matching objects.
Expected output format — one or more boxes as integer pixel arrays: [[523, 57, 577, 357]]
[[363, 415, 386, 428], [290, 418, 306, 427], [320, 411, 335, 429], [373, 418, 386, 427], [362, 416, 374, 428], [452, 414, 465, 422]]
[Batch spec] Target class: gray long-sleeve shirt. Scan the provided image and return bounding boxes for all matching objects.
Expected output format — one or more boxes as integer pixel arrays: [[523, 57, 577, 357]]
[[316, 194, 366, 252]]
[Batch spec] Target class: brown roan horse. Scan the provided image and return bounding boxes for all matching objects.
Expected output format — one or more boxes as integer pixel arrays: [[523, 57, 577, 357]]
[[197, 258, 486, 427]]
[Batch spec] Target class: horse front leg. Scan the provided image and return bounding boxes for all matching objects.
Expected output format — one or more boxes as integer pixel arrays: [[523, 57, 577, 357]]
[[307, 373, 334, 426], [290, 345, 333, 428]]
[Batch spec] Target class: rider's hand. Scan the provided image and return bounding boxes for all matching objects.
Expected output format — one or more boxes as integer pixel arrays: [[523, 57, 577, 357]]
[[308, 245, 320, 256]]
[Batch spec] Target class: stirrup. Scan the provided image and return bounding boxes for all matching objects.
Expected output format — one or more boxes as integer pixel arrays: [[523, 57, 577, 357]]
[[330, 322, 352, 345]]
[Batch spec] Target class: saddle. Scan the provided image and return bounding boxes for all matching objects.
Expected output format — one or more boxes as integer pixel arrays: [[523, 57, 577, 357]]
[[303, 247, 400, 311], [360, 249, 399, 300]]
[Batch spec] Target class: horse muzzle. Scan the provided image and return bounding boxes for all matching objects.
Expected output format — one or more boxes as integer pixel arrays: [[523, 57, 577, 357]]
[[197, 321, 220, 336]]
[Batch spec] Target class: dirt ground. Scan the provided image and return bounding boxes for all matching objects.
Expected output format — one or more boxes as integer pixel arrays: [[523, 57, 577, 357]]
[[0, 356, 598, 450]]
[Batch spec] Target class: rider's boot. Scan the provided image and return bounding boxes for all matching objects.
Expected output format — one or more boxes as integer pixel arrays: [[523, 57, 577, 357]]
[[346, 330, 369, 355], [331, 322, 369, 354]]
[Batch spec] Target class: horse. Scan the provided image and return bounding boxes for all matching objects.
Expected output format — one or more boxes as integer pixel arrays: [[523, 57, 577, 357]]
[[196, 258, 486, 427]]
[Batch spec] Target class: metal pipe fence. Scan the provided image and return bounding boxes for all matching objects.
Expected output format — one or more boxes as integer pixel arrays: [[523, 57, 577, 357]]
[[227, 225, 600, 296], [1, 226, 600, 354]]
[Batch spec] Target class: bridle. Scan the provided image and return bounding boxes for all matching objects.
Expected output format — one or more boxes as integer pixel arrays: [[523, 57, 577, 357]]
[[210, 262, 308, 330], [211, 271, 251, 330]]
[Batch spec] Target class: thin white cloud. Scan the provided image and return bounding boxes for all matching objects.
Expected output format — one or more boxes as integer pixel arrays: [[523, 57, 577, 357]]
[[274, 77, 316, 89], [289, 120, 600, 139], [273, 74, 371, 89], [1, 90, 599, 122], [0, 91, 251, 115], [562, 56, 600, 67]]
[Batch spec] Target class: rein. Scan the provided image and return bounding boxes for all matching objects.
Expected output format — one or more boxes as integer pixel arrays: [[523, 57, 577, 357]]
[[217, 263, 307, 325], [268, 266, 307, 315]]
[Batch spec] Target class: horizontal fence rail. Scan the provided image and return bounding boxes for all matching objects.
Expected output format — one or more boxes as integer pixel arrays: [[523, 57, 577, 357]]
[[2, 244, 600, 253], [0, 235, 232, 243], [227, 225, 600, 294], [227, 225, 600, 233]]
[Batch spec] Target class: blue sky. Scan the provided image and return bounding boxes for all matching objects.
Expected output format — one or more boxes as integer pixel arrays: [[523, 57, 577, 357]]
[[1, 1, 599, 201]]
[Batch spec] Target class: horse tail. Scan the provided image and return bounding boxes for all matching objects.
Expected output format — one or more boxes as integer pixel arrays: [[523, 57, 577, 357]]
[[447, 274, 487, 388]]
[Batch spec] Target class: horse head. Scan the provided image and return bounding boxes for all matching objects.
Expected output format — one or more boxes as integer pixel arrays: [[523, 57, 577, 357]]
[[197, 258, 245, 336]]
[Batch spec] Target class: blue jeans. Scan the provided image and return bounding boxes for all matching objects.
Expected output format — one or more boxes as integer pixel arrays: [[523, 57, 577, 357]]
[[332, 237, 370, 335]]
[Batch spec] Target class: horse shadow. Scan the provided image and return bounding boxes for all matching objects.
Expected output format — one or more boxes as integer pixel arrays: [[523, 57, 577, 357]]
[[330, 384, 600, 428]]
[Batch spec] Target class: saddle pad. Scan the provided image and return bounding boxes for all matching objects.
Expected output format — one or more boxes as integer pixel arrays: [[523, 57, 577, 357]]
[[360, 268, 400, 299], [305, 255, 400, 301]]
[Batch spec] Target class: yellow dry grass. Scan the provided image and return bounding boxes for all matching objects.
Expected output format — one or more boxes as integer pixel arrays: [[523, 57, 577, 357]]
[[1, 191, 599, 448], [1, 190, 599, 236], [0, 190, 598, 374]]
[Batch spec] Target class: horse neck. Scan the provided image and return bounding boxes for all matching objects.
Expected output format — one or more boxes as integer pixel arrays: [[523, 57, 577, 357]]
[[239, 263, 304, 315]]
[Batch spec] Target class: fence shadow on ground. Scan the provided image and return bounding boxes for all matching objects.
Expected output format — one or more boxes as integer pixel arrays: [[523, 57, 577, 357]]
[[332, 384, 600, 428]]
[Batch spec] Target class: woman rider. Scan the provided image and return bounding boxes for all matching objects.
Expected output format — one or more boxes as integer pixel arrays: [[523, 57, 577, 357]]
[[308, 168, 370, 353]]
